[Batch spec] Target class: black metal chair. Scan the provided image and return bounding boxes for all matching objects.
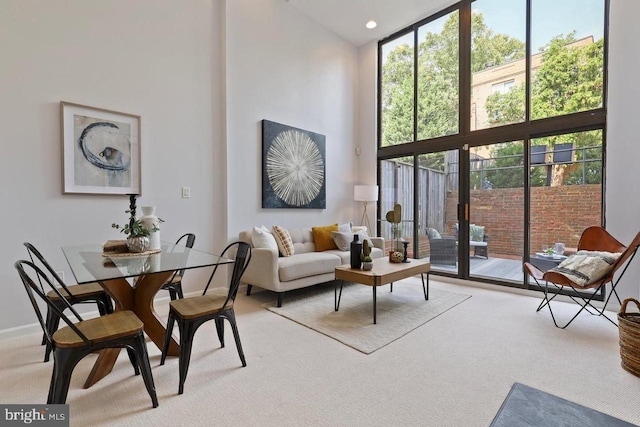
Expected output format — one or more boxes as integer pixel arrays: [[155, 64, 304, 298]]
[[15, 260, 158, 407], [24, 242, 114, 362], [161, 233, 196, 300], [160, 242, 251, 394]]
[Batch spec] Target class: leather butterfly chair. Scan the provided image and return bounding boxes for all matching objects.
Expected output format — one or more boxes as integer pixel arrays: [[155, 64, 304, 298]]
[[24, 242, 114, 362], [161, 233, 196, 300], [524, 226, 640, 329], [160, 241, 251, 394], [15, 260, 158, 407]]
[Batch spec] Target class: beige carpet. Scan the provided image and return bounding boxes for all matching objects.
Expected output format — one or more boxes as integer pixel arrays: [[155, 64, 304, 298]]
[[264, 282, 470, 353], [2, 278, 640, 426]]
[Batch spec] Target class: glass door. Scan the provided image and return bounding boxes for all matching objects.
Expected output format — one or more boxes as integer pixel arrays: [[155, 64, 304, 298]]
[[415, 150, 459, 275], [468, 142, 525, 283]]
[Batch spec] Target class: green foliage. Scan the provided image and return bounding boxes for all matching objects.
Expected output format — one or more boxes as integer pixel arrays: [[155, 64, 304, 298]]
[[112, 210, 163, 238], [363, 239, 372, 257]]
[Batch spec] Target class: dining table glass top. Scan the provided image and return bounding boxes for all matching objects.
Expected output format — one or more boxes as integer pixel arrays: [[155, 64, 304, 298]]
[[62, 242, 233, 284]]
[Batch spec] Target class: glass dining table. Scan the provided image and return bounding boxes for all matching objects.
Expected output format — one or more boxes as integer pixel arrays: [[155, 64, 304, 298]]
[[61, 241, 233, 388]]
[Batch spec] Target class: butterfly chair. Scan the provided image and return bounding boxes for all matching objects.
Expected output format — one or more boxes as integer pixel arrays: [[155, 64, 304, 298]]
[[160, 233, 196, 300], [24, 242, 114, 362], [524, 226, 640, 329], [15, 260, 158, 407], [160, 241, 251, 394]]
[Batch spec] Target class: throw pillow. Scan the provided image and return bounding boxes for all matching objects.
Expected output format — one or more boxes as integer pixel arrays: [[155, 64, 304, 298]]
[[312, 224, 339, 251], [331, 231, 353, 251], [470, 225, 485, 242], [251, 226, 278, 250], [551, 250, 621, 286], [272, 225, 295, 257], [332, 230, 374, 251], [338, 222, 352, 233], [352, 225, 367, 233], [427, 228, 442, 240]]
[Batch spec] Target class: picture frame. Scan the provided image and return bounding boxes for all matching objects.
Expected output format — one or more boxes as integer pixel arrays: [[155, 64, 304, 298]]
[[262, 120, 326, 209], [61, 101, 141, 195]]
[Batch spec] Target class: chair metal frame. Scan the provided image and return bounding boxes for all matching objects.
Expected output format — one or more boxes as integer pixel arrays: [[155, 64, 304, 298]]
[[161, 233, 196, 300], [24, 242, 114, 362], [160, 242, 251, 394], [15, 260, 158, 407], [524, 227, 640, 329]]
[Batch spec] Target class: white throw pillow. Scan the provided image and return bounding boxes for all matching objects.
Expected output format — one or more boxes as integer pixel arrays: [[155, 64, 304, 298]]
[[338, 222, 352, 233], [251, 226, 278, 250]]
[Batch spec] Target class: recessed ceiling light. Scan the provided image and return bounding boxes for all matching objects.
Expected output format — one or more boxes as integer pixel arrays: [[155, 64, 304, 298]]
[[366, 20, 377, 29]]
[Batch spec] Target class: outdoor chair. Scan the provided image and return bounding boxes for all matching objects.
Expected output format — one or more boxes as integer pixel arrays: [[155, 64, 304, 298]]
[[24, 242, 114, 362], [160, 241, 251, 394], [15, 260, 158, 407], [160, 233, 196, 300], [426, 227, 457, 266], [524, 226, 640, 329]]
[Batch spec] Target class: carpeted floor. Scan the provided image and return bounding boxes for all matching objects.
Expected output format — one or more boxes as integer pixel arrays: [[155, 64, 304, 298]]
[[1, 277, 639, 426], [265, 282, 470, 353]]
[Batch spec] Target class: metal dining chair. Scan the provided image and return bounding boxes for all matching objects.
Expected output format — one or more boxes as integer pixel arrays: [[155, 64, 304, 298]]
[[160, 242, 251, 394], [24, 242, 114, 362], [15, 260, 158, 407], [160, 233, 196, 300]]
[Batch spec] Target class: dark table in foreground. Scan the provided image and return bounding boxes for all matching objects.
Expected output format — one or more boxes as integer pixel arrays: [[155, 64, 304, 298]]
[[62, 242, 232, 388]]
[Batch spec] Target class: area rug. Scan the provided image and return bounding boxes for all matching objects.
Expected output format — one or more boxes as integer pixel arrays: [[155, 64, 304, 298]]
[[491, 383, 638, 427], [264, 280, 470, 354]]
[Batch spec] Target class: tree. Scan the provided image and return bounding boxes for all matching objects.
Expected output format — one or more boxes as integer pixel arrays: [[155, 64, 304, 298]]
[[381, 12, 525, 146]]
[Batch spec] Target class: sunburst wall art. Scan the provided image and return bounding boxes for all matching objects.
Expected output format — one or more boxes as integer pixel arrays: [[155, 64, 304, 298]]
[[262, 120, 326, 209]]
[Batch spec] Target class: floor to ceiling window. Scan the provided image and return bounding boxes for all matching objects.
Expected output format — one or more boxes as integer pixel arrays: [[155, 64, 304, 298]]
[[378, 0, 607, 290]]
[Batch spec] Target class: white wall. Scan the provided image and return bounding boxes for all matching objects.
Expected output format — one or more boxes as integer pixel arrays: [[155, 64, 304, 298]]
[[0, 0, 225, 330], [606, 0, 640, 300], [224, 0, 360, 237]]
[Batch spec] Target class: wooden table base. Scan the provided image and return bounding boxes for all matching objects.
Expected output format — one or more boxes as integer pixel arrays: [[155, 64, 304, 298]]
[[83, 271, 179, 388]]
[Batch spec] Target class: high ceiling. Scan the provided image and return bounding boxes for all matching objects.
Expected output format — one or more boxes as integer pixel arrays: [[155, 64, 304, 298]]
[[287, 0, 455, 47]]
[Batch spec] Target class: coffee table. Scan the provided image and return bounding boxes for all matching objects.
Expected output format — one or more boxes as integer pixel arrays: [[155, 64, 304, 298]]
[[334, 257, 430, 324]]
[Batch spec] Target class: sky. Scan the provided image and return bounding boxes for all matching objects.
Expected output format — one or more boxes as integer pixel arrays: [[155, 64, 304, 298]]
[[383, 0, 605, 59]]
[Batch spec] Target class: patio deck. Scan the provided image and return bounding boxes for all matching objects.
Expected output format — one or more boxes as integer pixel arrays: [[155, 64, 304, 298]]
[[429, 255, 527, 283]]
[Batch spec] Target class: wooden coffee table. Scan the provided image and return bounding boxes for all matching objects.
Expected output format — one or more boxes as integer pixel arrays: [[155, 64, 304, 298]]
[[334, 257, 430, 324]]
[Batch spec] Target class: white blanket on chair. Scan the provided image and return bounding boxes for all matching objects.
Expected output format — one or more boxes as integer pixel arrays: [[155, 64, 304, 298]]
[[550, 250, 621, 286]]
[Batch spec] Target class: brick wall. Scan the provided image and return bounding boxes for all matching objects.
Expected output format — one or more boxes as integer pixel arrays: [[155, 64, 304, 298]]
[[443, 184, 601, 257]]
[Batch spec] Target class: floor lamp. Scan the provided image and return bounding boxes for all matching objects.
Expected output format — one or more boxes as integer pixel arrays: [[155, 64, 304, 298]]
[[354, 185, 378, 233]]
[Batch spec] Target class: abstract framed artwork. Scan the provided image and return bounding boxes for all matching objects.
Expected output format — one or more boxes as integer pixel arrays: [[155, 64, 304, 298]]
[[262, 120, 326, 209], [61, 101, 141, 195]]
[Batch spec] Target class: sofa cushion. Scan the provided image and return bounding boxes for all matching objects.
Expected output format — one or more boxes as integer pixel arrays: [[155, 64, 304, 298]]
[[288, 228, 315, 254], [251, 226, 278, 250], [312, 224, 338, 251], [272, 225, 294, 257], [279, 252, 341, 282], [470, 224, 485, 242]]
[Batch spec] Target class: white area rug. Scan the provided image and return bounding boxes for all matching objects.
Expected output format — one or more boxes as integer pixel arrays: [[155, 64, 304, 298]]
[[265, 280, 470, 354]]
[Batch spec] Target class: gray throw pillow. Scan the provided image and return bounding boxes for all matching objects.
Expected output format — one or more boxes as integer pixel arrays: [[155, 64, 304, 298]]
[[332, 230, 373, 251]]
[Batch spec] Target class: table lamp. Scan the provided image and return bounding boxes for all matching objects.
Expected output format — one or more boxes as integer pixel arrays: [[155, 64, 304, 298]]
[[354, 185, 378, 232]]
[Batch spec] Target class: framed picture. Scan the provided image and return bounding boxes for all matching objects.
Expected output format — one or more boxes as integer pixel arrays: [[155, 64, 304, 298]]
[[61, 101, 141, 195], [262, 120, 326, 209]]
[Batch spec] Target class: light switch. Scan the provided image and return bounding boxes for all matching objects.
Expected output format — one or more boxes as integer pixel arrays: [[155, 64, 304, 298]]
[[182, 187, 191, 199]]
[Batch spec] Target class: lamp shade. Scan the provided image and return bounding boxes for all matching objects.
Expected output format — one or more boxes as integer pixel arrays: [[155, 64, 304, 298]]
[[354, 185, 378, 202]]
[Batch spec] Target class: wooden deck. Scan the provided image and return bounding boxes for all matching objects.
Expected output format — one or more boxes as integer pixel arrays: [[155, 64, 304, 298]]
[[429, 255, 526, 283]]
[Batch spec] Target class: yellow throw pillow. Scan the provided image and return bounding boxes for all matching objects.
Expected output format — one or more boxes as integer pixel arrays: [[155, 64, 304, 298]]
[[312, 224, 339, 251]]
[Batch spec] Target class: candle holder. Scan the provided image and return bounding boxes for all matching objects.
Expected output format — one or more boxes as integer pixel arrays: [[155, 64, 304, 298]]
[[402, 241, 410, 263]]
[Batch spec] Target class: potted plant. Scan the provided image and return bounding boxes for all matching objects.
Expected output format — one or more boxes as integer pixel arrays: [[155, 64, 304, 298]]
[[362, 240, 373, 270], [112, 209, 161, 253]]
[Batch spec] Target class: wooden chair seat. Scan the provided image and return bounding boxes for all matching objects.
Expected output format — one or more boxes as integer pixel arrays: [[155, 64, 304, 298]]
[[46, 282, 106, 300], [169, 294, 232, 320], [53, 311, 143, 348]]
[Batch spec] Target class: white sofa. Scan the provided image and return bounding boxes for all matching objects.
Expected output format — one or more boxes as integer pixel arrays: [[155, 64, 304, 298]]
[[238, 227, 385, 306]]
